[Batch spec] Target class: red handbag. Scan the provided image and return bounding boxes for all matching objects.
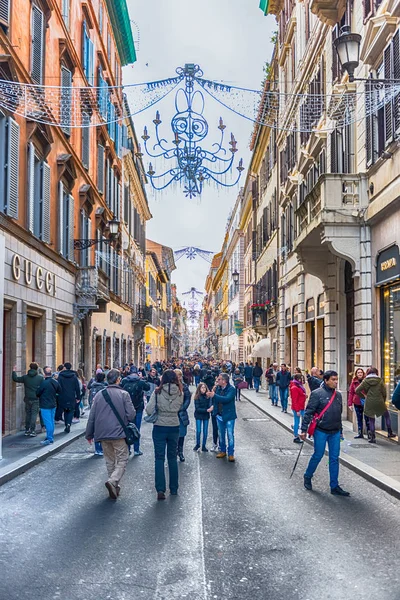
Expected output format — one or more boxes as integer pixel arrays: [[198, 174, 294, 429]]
[[237, 381, 249, 390], [307, 391, 336, 437]]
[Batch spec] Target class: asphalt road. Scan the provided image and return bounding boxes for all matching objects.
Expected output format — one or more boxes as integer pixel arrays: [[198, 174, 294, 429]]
[[1, 396, 400, 600]]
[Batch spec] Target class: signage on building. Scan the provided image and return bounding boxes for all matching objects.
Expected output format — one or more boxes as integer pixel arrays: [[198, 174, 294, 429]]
[[110, 310, 122, 324], [234, 320, 243, 335], [11, 254, 56, 295], [376, 245, 400, 285], [145, 344, 152, 354]]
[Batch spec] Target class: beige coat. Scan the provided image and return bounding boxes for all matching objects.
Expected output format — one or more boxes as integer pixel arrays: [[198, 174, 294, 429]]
[[146, 383, 183, 427]]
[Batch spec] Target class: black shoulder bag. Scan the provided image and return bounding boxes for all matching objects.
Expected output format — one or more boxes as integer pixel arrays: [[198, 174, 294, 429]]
[[102, 389, 140, 446]]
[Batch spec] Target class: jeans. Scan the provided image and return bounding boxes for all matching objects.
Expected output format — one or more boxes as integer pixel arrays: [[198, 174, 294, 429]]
[[304, 429, 341, 489], [196, 419, 209, 447], [211, 415, 218, 445], [40, 407, 56, 442], [95, 441, 103, 454], [24, 399, 39, 432], [354, 405, 369, 433], [245, 377, 253, 389], [235, 387, 241, 400], [152, 425, 180, 493], [253, 376, 261, 391], [269, 383, 278, 404], [279, 387, 289, 410], [133, 411, 143, 452], [63, 408, 74, 427], [217, 418, 235, 456], [194, 375, 201, 386], [292, 410, 304, 437]]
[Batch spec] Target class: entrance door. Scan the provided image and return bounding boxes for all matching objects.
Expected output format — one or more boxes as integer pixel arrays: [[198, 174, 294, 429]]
[[316, 318, 325, 371], [56, 323, 65, 368], [26, 316, 37, 366], [292, 325, 298, 367], [306, 321, 316, 370]]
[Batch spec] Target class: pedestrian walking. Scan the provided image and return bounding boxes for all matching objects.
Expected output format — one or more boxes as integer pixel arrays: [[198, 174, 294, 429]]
[[207, 373, 237, 462], [193, 383, 213, 451], [307, 367, 323, 392], [146, 367, 161, 403], [266, 363, 279, 406], [145, 369, 184, 500], [290, 374, 306, 443], [348, 368, 369, 439], [174, 369, 191, 462], [12, 363, 44, 437], [355, 367, 396, 443], [244, 362, 253, 389], [252, 362, 263, 393], [300, 370, 350, 496], [36, 366, 61, 445], [120, 370, 150, 456], [232, 368, 244, 400], [88, 371, 108, 456], [276, 364, 291, 413], [57, 363, 81, 433], [86, 369, 135, 499]]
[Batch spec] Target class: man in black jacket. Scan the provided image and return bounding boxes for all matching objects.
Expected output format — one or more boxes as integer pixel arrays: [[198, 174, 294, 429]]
[[300, 370, 350, 497], [57, 363, 81, 433], [307, 367, 323, 392], [36, 366, 61, 445], [120, 372, 150, 456]]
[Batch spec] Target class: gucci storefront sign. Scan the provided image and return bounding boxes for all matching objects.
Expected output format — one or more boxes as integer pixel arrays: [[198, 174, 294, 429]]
[[12, 254, 56, 295]]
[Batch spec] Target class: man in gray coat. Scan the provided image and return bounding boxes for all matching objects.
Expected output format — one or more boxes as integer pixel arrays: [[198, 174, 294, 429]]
[[85, 369, 135, 499]]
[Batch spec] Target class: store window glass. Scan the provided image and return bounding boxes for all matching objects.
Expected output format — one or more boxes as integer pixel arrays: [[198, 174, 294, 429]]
[[382, 286, 400, 396]]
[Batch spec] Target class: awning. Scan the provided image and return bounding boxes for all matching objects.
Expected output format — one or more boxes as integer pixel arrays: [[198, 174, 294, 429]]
[[251, 337, 271, 358], [259, 0, 269, 14]]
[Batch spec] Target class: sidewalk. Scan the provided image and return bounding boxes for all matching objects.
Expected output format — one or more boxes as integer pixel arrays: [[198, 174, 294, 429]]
[[241, 387, 400, 500], [0, 417, 88, 486]]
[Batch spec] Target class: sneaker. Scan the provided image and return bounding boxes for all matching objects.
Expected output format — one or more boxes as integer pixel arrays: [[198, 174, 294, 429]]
[[193, 444, 200, 451], [228, 455, 235, 462], [293, 437, 302, 444], [354, 433, 363, 439], [202, 446, 209, 452], [80, 411, 85, 417], [116, 485, 121, 497], [64, 425, 70, 434], [210, 444, 218, 452], [134, 450, 143, 456], [29, 432, 37, 437], [105, 481, 118, 500], [216, 452, 227, 459], [304, 476, 312, 491], [40, 439, 53, 446], [331, 486, 350, 497], [24, 431, 30, 436], [72, 418, 80, 424], [157, 492, 166, 501], [94, 451, 104, 456], [170, 490, 178, 496]]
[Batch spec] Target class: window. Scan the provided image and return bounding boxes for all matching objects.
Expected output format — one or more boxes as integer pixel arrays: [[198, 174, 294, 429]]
[[82, 21, 94, 85], [331, 124, 354, 173], [58, 182, 74, 260], [97, 143, 105, 193], [0, 115, 19, 219], [31, 4, 44, 84], [81, 112, 90, 169], [98, 1, 103, 33], [60, 65, 72, 136], [366, 69, 385, 167], [97, 68, 108, 120], [27, 143, 50, 242], [107, 29, 111, 62], [80, 210, 91, 267], [61, 0, 70, 29], [383, 32, 400, 147], [0, 0, 10, 31]]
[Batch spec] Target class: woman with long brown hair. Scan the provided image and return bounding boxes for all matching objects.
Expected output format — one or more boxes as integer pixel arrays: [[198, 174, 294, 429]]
[[355, 367, 396, 444], [348, 368, 368, 439], [145, 369, 183, 500]]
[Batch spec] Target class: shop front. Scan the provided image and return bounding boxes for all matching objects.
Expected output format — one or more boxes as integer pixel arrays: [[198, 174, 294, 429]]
[[90, 301, 134, 374], [377, 244, 400, 434]]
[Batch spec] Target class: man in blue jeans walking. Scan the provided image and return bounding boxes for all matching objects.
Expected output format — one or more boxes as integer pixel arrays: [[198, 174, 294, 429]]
[[207, 373, 237, 462], [276, 364, 291, 412], [300, 370, 350, 496], [36, 366, 60, 445]]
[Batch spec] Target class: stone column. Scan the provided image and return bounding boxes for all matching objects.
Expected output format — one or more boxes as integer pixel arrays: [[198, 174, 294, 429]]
[[297, 272, 305, 370], [278, 284, 286, 364], [354, 224, 373, 369]]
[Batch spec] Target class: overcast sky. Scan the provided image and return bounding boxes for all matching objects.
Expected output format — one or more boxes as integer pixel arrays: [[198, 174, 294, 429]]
[[124, 0, 276, 313]]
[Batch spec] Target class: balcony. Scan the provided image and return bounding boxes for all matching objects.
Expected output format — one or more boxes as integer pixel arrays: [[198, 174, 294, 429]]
[[75, 267, 110, 313], [295, 173, 368, 278], [310, 0, 346, 26], [133, 304, 153, 325]]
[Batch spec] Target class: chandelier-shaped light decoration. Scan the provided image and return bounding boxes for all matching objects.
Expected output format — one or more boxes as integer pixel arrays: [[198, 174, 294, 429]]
[[136, 64, 245, 199], [174, 246, 214, 262], [182, 287, 204, 300]]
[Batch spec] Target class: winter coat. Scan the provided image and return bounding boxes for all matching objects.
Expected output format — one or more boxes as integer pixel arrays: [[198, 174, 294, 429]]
[[307, 375, 322, 392], [232, 373, 244, 388], [145, 383, 183, 427], [244, 365, 253, 379], [355, 376, 387, 418], [88, 381, 107, 406], [212, 383, 237, 422], [301, 384, 343, 434], [276, 370, 291, 389], [57, 370, 81, 410], [178, 383, 191, 427], [290, 380, 306, 412], [85, 384, 135, 442], [348, 377, 365, 407], [36, 376, 61, 409], [266, 368, 278, 385], [392, 382, 400, 410], [253, 365, 263, 378], [12, 369, 44, 401], [120, 374, 150, 412], [146, 375, 161, 398], [202, 373, 216, 392], [194, 394, 211, 420]]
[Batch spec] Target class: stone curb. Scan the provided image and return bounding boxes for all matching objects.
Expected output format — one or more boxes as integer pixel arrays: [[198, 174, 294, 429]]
[[0, 430, 86, 487], [242, 391, 400, 501]]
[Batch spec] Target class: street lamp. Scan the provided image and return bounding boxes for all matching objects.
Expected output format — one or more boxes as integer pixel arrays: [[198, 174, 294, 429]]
[[157, 295, 162, 308], [232, 269, 239, 285], [74, 218, 120, 250]]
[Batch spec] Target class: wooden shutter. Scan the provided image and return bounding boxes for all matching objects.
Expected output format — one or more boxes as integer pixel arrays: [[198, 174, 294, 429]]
[[68, 193, 74, 261], [41, 162, 51, 242], [384, 43, 393, 145], [97, 144, 104, 193], [87, 216, 91, 266], [124, 184, 129, 224], [88, 38, 94, 86], [5, 117, 19, 219], [82, 22, 88, 77], [330, 130, 337, 173], [61, 66, 72, 136], [82, 115, 90, 169], [27, 143, 35, 233], [0, 0, 9, 27], [58, 182, 64, 254], [99, 1, 103, 32], [363, 0, 372, 20], [393, 31, 400, 134], [31, 5, 44, 84]]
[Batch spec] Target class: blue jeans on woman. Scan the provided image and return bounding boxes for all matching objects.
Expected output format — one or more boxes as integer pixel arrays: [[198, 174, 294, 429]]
[[152, 425, 180, 493], [217, 418, 235, 456], [304, 429, 341, 489], [292, 409, 304, 437], [253, 376, 261, 392], [269, 383, 278, 405], [41, 407, 56, 442], [279, 387, 289, 411], [196, 419, 209, 448], [133, 411, 143, 453]]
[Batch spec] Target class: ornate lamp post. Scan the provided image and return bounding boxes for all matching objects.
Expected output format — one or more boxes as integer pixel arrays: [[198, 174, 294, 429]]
[[74, 218, 120, 250]]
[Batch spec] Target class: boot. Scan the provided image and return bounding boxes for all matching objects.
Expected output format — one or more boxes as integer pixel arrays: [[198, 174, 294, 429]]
[[368, 432, 376, 444], [388, 428, 396, 439], [178, 437, 185, 462], [354, 430, 364, 439]]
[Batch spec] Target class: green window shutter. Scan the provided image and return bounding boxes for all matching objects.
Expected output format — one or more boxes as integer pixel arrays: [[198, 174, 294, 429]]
[[5, 117, 19, 219], [27, 142, 35, 233], [41, 162, 51, 243], [58, 181, 64, 254], [31, 5, 44, 84], [68, 193, 74, 261], [97, 144, 104, 193]]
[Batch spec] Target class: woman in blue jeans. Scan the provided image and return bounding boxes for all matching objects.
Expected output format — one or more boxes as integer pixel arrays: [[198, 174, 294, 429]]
[[193, 383, 212, 451], [145, 370, 184, 501]]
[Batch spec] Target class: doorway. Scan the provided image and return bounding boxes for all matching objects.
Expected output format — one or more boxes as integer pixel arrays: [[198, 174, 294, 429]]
[[26, 316, 38, 366], [306, 320, 316, 370]]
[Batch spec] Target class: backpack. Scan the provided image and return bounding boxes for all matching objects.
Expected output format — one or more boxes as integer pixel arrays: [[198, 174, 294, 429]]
[[123, 380, 143, 409]]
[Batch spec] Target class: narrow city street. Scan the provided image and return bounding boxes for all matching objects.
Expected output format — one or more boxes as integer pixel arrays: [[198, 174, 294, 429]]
[[1, 397, 399, 600]]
